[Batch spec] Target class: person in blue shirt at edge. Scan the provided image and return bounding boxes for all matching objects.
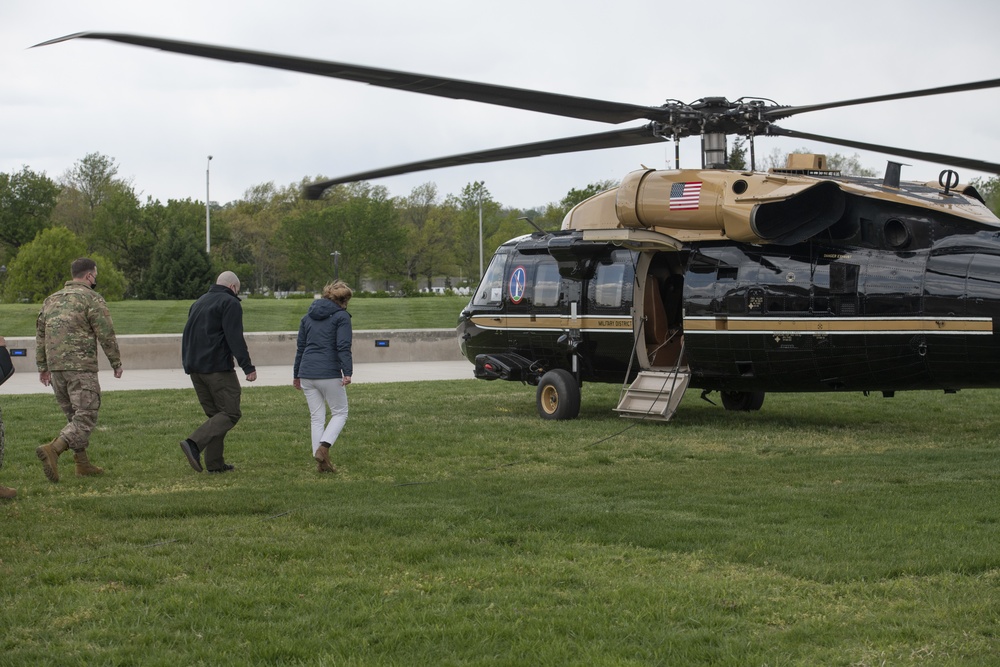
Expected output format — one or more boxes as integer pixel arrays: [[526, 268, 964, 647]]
[[1, 335, 15, 500], [292, 280, 354, 473]]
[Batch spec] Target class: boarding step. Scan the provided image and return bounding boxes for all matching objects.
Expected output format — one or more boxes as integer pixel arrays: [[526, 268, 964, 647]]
[[615, 368, 691, 421]]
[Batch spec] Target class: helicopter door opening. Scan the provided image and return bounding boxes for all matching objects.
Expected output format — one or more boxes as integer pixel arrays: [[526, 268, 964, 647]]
[[638, 252, 685, 369]]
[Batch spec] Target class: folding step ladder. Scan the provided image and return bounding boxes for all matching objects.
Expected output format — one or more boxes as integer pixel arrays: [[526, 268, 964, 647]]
[[615, 368, 691, 421]]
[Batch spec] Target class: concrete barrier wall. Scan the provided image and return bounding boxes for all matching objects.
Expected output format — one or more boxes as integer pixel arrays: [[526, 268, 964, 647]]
[[5, 328, 465, 372]]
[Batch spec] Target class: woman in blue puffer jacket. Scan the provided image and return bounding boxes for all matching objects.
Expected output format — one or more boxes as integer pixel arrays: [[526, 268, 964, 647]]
[[292, 281, 354, 472]]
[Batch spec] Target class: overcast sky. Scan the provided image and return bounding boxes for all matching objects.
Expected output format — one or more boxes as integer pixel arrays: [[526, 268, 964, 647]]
[[3, 0, 999, 209]]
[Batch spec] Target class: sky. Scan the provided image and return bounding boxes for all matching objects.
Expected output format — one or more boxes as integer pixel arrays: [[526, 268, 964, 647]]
[[2, 0, 999, 210]]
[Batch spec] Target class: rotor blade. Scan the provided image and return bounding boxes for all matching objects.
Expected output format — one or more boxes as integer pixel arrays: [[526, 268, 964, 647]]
[[764, 77, 1000, 120], [766, 126, 1000, 175], [304, 125, 664, 199], [34, 32, 662, 124]]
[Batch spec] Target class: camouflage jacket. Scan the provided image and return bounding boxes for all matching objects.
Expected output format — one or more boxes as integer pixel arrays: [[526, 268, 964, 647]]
[[36, 282, 122, 373]]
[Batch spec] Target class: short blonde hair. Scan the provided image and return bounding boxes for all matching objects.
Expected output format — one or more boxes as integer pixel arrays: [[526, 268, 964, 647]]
[[323, 280, 353, 306]]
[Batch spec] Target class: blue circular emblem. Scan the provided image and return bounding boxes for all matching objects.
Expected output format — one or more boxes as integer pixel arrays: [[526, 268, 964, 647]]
[[509, 266, 526, 303]]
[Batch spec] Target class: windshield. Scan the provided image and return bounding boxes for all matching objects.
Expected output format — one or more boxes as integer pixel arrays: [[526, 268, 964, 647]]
[[472, 252, 508, 306]]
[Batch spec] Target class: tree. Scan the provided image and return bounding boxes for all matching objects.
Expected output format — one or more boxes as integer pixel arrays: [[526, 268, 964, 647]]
[[559, 180, 618, 211], [759, 147, 787, 171], [2, 227, 125, 303], [87, 182, 145, 291], [727, 137, 748, 170], [146, 229, 214, 299], [57, 152, 127, 239], [216, 182, 293, 294], [50, 184, 91, 239], [398, 183, 455, 288], [329, 182, 404, 288], [825, 152, 879, 177], [277, 180, 406, 291], [532, 180, 619, 231], [970, 176, 1000, 217], [127, 198, 206, 298], [453, 181, 503, 281], [280, 200, 350, 290], [63, 152, 121, 212], [91, 255, 127, 301], [0, 166, 60, 251]]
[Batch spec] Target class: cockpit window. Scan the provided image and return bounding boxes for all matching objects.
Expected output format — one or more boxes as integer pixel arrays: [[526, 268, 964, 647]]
[[472, 252, 508, 306]]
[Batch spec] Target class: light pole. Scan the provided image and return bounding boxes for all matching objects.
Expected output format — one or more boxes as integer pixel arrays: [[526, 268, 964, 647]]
[[205, 155, 213, 254], [477, 185, 484, 280], [330, 251, 341, 281]]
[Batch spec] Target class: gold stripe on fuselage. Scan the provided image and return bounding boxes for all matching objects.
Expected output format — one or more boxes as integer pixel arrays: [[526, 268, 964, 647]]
[[683, 316, 994, 335], [469, 314, 633, 332], [471, 314, 994, 335]]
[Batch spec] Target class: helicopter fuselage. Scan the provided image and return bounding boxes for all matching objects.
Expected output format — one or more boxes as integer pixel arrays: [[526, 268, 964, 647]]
[[458, 169, 1000, 411]]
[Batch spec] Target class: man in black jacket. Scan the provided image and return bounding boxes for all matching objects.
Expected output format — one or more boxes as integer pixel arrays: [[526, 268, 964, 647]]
[[179, 271, 257, 473]]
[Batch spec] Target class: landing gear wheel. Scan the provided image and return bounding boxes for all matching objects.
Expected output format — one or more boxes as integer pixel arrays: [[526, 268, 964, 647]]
[[721, 390, 765, 411], [536, 369, 581, 420]]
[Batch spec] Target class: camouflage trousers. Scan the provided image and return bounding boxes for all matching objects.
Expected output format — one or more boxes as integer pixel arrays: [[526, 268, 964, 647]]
[[50, 371, 102, 451]]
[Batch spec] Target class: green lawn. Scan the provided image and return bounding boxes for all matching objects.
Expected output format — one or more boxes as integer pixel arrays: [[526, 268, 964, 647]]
[[1, 381, 998, 665], [0, 295, 470, 336]]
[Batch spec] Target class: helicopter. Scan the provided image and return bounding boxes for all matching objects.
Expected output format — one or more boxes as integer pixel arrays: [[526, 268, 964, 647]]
[[37, 33, 1000, 421]]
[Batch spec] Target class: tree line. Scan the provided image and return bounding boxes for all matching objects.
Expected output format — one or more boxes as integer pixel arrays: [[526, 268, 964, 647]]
[[2, 150, 998, 303], [0, 152, 613, 302]]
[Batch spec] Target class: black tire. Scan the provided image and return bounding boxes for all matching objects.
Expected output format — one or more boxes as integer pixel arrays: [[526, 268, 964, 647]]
[[721, 390, 765, 411], [536, 369, 581, 420]]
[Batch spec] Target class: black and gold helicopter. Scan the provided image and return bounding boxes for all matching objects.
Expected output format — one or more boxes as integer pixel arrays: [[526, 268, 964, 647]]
[[38, 33, 1000, 420]]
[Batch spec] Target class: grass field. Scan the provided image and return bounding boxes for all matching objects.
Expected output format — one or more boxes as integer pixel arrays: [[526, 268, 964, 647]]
[[0, 295, 470, 336], [1, 380, 998, 665]]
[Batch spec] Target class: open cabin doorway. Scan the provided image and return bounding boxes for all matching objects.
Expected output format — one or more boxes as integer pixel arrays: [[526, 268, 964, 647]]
[[635, 250, 686, 370]]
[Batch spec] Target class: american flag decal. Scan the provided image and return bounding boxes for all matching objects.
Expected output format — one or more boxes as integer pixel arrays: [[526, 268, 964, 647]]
[[669, 181, 702, 210]]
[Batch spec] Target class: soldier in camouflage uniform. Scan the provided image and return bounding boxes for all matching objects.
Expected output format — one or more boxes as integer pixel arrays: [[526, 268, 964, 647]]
[[35, 258, 124, 483], [0, 335, 14, 499]]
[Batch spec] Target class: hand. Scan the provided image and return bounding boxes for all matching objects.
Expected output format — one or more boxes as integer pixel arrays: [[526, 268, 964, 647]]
[[342, 376, 352, 387], [246, 371, 258, 382], [292, 378, 301, 390], [114, 366, 124, 379], [39, 371, 51, 386]]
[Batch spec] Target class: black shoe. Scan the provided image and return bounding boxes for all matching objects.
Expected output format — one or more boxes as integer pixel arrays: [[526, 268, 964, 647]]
[[207, 463, 235, 474], [180, 439, 203, 472]]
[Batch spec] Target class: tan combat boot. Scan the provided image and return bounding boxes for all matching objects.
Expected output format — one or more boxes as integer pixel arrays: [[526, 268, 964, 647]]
[[0, 485, 16, 500], [36, 436, 69, 483], [74, 449, 104, 477]]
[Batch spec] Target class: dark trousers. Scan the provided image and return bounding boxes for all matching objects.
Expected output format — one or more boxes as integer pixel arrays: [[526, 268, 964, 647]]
[[188, 371, 242, 471]]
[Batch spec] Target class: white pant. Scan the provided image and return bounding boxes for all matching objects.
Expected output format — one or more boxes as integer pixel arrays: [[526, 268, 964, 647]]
[[301, 378, 349, 455]]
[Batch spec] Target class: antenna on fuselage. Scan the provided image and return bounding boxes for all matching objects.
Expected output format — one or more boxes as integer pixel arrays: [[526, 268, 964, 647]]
[[518, 216, 548, 235]]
